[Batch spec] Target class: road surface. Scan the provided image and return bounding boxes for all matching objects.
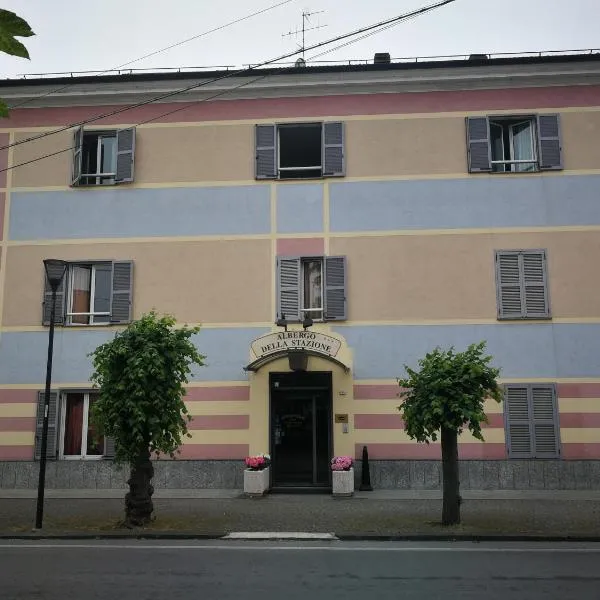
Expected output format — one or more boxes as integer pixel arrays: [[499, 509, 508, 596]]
[[1, 540, 599, 599]]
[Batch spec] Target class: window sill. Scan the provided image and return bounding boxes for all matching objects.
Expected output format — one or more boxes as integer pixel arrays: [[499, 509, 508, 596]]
[[60, 456, 105, 461], [497, 317, 552, 321]]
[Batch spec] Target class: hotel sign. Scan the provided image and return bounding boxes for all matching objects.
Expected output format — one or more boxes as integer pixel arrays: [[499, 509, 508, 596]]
[[251, 331, 342, 360]]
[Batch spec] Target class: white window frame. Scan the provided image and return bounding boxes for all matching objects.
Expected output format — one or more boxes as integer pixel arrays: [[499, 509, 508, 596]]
[[59, 391, 104, 460], [300, 257, 324, 320], [65, 262, 111, 326], [81, 131, 117, 185], [277, 123, 323, 178], [489, 116, 538, 172]]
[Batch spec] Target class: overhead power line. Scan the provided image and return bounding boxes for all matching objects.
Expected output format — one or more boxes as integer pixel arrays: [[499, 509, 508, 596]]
[[7, 0, 298, 111], [0, 0, 458, 173]]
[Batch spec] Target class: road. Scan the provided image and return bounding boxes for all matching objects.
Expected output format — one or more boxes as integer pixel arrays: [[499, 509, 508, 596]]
[[0, 540, 599, 599]]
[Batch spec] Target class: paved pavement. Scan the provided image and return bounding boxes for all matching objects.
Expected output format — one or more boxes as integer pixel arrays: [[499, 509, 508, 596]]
[[1, 540, 600, 599], [1, 491, 599, 538]]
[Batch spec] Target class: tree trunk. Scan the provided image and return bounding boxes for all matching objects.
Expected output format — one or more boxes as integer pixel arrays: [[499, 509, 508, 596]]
[[441, 426, 460, 526], [125, 449, 154, 527]]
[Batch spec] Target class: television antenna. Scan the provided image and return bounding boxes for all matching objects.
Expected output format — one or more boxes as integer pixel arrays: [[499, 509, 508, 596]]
[[282, 9, 327, 60]]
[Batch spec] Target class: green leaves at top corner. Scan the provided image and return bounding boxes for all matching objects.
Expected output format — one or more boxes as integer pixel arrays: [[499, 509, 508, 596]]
[[0, 10, 34, 60]]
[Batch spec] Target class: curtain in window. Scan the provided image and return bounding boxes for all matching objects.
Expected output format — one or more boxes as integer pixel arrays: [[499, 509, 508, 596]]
[[511, 121, 535, 172], [303, 260, 322, 320], [63, 393, 84, 455], [71, 266, 92, 324], [86, 396, 103, 455]]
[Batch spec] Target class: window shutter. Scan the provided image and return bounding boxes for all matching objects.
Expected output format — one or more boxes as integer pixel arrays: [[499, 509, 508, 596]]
[[537, 114, 563, 170], [115, 127, 136, 183], [522, 251, 550, 318], [466, 117, 491, 172], [322, 122, 345, 177], [276, 257, 301, 321], [34, 391, 59, 460], [255, 124, 277, 179], [324, 256, 347, 321], [531, 384, 560, 458], [71, 126, 83, 186], [103, 437, 116, 459], [496, 251, 523, 319], [42, 269, 66, 326], [504, 385, 533, 458], [110, 261, 133, 324]]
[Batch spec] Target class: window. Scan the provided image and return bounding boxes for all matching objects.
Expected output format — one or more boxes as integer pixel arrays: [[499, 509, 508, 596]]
[[72, 126, 136, 186], [490, 118, 536, 172], [495, 250, 550, 320], [256, 122, 345, 179], [42, 260, 133, 327], [67, 263, 112, 325], [504, 384, 560, 458], [466, 114, 562, 173], [34, 391, 115, 460], [60, 392, 104, 459], [277, 256, 346, 322]]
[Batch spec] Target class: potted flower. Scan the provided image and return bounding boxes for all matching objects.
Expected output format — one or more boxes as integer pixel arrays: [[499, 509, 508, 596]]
[[331, 456, 354, 497], [243, 453, 271, 497]]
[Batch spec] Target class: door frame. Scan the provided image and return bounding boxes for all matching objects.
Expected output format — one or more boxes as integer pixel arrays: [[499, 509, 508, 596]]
[[269, 371, 333, 489]]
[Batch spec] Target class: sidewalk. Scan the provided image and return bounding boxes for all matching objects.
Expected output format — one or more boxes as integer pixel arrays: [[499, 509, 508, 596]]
[[1, 490, 599, 540]]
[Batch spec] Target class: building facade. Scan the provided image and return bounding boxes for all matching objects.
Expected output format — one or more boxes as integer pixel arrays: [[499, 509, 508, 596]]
[[0, 52, 599, 490]]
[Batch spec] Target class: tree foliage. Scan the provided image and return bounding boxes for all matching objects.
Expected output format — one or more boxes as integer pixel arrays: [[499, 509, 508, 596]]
[[398, 341, 502, 442], [89, 312, 206, 465], [0, 9, 34, 117]]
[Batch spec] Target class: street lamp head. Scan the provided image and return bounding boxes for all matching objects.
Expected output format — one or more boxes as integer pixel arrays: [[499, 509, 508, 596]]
[[43, 259, 67, 290]]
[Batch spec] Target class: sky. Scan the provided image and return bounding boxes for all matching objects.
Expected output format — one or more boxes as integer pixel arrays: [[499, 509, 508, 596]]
[[0, 0, 597, 78]]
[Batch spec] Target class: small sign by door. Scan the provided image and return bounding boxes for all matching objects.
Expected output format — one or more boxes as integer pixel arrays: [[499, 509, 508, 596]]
[[335, 413, 349, 424]]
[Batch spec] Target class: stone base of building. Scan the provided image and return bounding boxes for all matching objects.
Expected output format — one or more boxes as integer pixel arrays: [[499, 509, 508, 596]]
[[1, 460, 599, 490]]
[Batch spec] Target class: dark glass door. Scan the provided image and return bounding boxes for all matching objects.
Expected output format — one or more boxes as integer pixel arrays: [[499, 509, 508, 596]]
[[270, 375, 331, 488]]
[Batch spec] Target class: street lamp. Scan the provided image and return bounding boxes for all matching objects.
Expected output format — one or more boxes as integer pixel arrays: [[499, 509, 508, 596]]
[[35, 259, 67, 530]]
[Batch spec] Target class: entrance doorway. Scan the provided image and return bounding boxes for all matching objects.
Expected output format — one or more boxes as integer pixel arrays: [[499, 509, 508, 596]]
[[270, 371, 332, 489]]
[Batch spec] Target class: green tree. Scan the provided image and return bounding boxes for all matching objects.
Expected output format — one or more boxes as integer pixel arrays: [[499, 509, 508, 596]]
[[90, 312, 205, 527], [398, 341, 501, 525], [0, 9, 35, 116]]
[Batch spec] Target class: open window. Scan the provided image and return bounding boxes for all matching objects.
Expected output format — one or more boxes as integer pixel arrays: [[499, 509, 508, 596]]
[[256, 122, 345, 179], [42, 260, 133, 326], [276, 256, 346, 322], [466, 115, 562, 173], [72, 127, 136, 186]]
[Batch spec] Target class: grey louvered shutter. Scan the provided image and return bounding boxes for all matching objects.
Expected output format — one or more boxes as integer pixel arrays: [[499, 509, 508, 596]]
[[255, 124, 277, 179], [504, 385, 533, 458], [322, 122, 345, 177], [42, 269, 66, 326], [34, 391, 59, 460], [276, 257, 301, 321], [324, 256, 347, 321], [496, 251, 523, 319], [466, 117, 491, 172], [110, 261, 133, 323], [103, 437, 116, 459], [522, 251, 550, 318], [537, 114, 562, 170], [115, 127, 136, 183], [531, 385, 560, 458], [71, 126, 83, 186]]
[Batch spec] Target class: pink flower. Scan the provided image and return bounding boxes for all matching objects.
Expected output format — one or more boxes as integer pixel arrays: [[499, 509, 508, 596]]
[[245, 454, 271, 471], [331, 456, 353, 471]]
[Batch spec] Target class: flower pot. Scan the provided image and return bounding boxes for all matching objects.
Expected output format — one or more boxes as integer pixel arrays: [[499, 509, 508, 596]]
[[332, 467, 354, 497], [244, 466, 271, 497]]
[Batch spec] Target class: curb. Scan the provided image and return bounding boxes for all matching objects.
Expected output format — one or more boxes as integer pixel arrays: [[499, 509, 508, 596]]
[[1, 531, 600, 542], [335, 533, 600, 543]]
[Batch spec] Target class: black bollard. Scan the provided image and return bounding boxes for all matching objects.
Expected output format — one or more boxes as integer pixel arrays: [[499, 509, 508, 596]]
[[359, 445, 373, 491]]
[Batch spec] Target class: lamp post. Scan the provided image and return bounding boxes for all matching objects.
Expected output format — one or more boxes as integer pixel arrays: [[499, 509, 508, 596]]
[[35, 259, 67, 530]]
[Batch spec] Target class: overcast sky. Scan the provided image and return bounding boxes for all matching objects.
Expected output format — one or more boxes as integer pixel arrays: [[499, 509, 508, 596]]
[[0, 0, 596, 78]]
